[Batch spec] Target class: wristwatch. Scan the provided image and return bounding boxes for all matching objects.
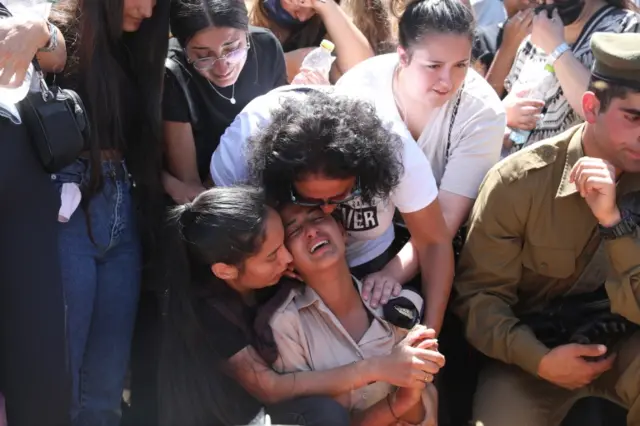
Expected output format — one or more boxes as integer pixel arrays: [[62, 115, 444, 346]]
[[598, 209, 638, 240], [38, 21, 58, 53]]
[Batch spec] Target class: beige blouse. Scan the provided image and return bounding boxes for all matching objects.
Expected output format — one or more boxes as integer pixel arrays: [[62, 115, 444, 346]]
[[270, 278, 436, 424]]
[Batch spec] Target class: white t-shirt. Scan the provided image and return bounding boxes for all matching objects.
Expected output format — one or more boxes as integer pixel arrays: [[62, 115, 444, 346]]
[[336, 54, 506, 200], [210, 85, 438, 267]]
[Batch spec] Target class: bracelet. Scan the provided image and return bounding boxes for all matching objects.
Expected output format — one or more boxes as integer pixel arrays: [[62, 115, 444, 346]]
[[386, 393, 400, 420], [548, 42, 570, 65], [38, 21, 58, 53]]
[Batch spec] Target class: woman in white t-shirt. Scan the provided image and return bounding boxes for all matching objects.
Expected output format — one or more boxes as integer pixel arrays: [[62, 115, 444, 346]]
[[335, 0, 506, 282], [210, 87, 454, 334]]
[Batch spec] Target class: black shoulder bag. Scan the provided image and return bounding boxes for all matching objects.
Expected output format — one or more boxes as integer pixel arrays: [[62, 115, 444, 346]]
[[18, 59, 88, 173]]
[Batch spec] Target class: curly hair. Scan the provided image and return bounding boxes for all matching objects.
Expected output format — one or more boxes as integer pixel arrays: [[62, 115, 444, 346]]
[[248, 89, 404, 205]]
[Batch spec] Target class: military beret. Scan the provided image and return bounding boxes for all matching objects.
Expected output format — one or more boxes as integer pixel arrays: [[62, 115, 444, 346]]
[[591, 32, 640, 90]]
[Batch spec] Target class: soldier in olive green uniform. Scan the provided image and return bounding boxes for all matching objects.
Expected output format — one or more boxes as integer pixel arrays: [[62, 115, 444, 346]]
[[454, 32, 640, 426]]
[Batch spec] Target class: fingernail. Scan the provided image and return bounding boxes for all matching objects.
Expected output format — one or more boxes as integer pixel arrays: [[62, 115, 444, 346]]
[[598, 345, 607, 353]]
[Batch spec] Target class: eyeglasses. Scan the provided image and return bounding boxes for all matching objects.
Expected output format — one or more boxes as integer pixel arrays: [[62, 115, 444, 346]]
[[290, 179, 362, 208], [187, 37, 251, 71]]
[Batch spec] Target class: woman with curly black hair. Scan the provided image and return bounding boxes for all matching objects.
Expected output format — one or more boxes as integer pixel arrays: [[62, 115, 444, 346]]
[[211, 87, 453, 334]]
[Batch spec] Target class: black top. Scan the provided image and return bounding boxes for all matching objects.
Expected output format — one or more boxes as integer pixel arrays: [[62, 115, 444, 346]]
[[196, 299, 263, 425], [47, 25, 140, 150], [281, 24, 326, 53], [472, 22, 505, 74], [198, 298, 252, 359], [163, 26, 287, 181], [0, 4, 73, 417]]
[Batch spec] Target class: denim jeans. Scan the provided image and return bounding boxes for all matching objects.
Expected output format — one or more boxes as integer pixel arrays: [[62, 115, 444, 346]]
[[52, 158, 141, 426], [247, 396, 350, 426]]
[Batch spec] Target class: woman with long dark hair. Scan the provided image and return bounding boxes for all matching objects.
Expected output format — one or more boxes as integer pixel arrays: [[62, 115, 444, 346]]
[[45, 0, 170, 424], [159, 185, 443, 426], [163, 0, 286, 203]]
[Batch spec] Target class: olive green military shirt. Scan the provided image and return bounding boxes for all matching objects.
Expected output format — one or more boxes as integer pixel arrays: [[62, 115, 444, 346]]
[[453, 124, 640, 377]]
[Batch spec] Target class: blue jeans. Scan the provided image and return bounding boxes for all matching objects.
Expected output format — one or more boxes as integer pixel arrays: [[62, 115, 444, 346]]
[[53, 159, 141, 426], [247, 396, 350, 426]]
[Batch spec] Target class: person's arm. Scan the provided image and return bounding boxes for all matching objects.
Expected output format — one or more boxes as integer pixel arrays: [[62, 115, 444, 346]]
[[485, 11, 533, 97], [402, 200, 454, 335], [553, 14, 640, 120], [350, 390, 423, 426], [530, 9, 590, 118], [162, 72, 201, 183], [438, 191, 474, 235], [162, 71, 206, 201], [228, 305, 379, 404], [548, 52, 590, 119], [605, 233, 640, 325], [228, 346, 378, 404], [314, 0, 373, 74], [229, 302, 444, 406], [438, 85, 506, 233], [164, 121, 202, 185], [0, 15, 66, 87], [453, 167, 550, 376], [375, 144, 453, 333], [33, 19, 66, 72], [486, 43, 521, 98]]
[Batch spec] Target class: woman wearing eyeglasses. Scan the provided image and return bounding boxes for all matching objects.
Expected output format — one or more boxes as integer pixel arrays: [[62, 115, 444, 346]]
[[212, 87, 454, 334], [162, 0, 286, 204]]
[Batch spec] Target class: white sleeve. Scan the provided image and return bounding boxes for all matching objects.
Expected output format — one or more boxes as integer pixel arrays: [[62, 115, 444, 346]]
[[211, 90, 285, 187], [441, 94, 506, 199], [391, 139, 438, 214], [210, 110, 254, 187]]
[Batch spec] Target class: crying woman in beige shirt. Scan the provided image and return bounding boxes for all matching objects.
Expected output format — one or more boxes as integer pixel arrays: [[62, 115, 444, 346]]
[[270, 203, 443, 426]]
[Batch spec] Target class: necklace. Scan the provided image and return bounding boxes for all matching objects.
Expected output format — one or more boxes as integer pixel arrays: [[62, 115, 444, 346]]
[[391, 65, 409, 127], [207, 79, 236, 105]]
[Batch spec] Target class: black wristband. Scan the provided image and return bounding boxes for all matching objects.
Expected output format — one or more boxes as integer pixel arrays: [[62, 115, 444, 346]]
[[598, 209, 637, 240]]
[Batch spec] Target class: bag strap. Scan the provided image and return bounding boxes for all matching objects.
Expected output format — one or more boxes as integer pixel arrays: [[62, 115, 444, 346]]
[[554, 229, 603, 293], [445, 83, 464, 162], [165, 57, 200, 128]]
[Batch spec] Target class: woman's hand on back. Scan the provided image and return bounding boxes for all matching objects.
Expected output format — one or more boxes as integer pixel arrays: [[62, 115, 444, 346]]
[[0, 16, 49, 87], [361, 271, 402, 308]]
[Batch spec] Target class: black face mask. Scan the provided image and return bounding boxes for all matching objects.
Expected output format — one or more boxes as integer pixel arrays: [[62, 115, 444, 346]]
[[535, 0, 585, 25]]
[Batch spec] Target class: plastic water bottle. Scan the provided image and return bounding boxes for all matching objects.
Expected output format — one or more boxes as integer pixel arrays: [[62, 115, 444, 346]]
[[0, 64, 33, 105], [292, 39, 336, 83], [508, 63, 556, 147]]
